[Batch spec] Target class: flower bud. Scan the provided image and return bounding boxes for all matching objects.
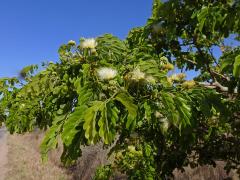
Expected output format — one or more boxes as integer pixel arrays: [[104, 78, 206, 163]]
[[128, 145, 136, 152], [160, 56, 168, 63], [68, 40, 76, 46], [176, 73, 186, 80], [163, 63, 174, 71], [182, 80, 196, 89]]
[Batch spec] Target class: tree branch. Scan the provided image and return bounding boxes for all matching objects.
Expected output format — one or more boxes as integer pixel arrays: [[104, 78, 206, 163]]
[[181, 56, 230, 81], [199, 82, 238, 93]]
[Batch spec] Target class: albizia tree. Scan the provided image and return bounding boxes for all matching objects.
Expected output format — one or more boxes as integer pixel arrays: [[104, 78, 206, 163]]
[[1, 0, 240, 179]]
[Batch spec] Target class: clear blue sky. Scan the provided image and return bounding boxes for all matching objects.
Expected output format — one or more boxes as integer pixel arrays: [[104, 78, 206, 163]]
[[0, 0, 152, 77]]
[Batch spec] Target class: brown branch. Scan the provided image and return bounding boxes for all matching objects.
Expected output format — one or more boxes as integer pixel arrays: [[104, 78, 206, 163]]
[[183, 58, 197, 65], [211, 71, 230, 81], [199, 82, 228, 92], [212, 81, 229, 92], [199, 82, 238, 94], [182, 57, 230, 81], [192, 37, 217, 82], [180, 37, 230, 82], [208, 48, 220, 67]]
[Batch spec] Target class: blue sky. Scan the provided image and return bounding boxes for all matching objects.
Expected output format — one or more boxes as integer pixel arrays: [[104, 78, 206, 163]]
[[0, 0, 152, 77]]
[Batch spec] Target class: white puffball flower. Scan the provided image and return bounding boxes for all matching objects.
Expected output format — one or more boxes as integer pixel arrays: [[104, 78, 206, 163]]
[[131, 68, 145, 81], [97, 67, 117, 81], [81, 38, 97, 49]]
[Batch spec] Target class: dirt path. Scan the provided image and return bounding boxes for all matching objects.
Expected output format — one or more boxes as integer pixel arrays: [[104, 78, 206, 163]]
[[0, 127, 8, 180]]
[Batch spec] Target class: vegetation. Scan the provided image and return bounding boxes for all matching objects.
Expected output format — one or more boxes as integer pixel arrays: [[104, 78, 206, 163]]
[[1, 0, 240, 179]]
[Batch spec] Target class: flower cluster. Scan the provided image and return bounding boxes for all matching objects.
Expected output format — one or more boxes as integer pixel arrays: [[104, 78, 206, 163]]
[[162, 63, 174, 71], [80, 38, 97, 49], [182, 80, 196, 89], [169, 73, 186, 82], [97, 67, 117, 81], [131, 68, 145, 81]]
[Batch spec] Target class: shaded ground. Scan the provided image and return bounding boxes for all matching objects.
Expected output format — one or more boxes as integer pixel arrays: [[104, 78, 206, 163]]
[[173, 162, 239, 180]]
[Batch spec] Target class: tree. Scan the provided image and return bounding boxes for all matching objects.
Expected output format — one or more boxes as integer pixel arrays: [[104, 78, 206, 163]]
[[1, 0, 240, 179]]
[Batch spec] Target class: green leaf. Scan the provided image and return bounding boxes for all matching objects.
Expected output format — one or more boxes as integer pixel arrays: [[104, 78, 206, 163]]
[[83, 101, 104, 144], [144, 102, 152, 122], [61, 133, 82, 166], [20, 64, 38, 78], [97, 34, 126, 63], [161, 92, 178, 125], [197, 6, 208, 32], [98, 103, 112, 144], [174, 96, 191, 127], [74, 81, 93, 106], [220, 58, 233, 72], [98, 103, 118, 144], [161, 92, 191, 128], [233, 55, 240, 77], [152, 0, 161, 19], [115, 92, 137, 129], [61, 106, 84, 146], [40, 114, 66, 161], [161, 92, 175, 111], [139, 60, 165, 80]]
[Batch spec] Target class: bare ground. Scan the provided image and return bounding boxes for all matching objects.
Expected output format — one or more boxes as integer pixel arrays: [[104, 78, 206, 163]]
[[5, 132, 71, 180], [1, 129, 240, 180], [0, 127, 8, 180]]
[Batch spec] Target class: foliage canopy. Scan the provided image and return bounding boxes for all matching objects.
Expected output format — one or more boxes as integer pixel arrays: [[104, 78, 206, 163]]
[[1, 0, 240, 179]]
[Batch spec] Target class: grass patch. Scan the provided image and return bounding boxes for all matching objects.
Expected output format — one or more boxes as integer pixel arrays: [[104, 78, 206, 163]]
[[6, 131, 71, 180]]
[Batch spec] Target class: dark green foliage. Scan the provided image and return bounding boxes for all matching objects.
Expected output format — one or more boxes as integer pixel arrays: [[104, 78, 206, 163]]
[[1, 0, 240, 179]]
